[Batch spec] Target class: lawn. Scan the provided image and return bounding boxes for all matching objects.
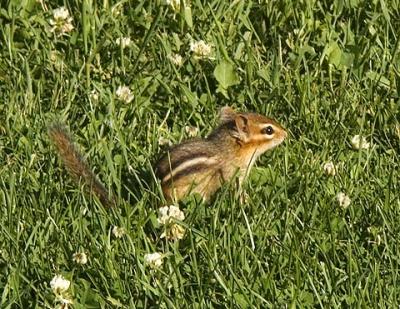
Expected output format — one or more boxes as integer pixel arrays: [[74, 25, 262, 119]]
[[1, 0, 399, 307]]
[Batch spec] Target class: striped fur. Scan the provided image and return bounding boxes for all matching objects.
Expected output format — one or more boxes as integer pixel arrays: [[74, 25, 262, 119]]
[[49, 107, 286, 206], [156, 107, 287, 202]]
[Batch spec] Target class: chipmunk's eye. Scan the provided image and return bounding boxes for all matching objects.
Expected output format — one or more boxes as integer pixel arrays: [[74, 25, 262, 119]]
[[262, 126, 274, 135]]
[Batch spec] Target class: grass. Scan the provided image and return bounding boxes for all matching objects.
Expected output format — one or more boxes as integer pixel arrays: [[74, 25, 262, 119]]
[[1, 0, 400, 307]]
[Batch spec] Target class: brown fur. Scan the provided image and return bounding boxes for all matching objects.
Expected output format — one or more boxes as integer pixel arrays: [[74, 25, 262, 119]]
[[48, 124, 116, 207], [156, 107, 287, 202], [49, 107, 286, 206]]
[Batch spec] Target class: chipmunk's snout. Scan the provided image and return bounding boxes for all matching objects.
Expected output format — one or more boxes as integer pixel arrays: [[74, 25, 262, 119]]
[[282, 128, 288, 140], [277, 126, 288, 143]]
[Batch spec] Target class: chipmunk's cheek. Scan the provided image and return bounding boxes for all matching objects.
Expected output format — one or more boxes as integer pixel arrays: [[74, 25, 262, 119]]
[[270, 135, 286, 149]]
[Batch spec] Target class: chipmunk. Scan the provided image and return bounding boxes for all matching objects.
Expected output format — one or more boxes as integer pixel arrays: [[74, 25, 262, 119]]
[[49, 106, 287, 206]]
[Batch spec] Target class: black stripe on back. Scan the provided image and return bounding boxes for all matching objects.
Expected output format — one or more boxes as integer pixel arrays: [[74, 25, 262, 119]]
[[156, 151, 210, 180], [162, 163, 213, 185]]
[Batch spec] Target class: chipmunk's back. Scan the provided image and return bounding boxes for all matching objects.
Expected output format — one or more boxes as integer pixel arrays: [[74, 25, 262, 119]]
[[156, 107, 287, 202], [156, 138, 223, 201], [49, 107, 286, 206]]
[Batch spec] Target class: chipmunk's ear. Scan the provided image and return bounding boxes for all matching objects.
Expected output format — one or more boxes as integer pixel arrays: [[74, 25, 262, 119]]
[[232, 114, 250, 142], [219, 106, 236, 123]]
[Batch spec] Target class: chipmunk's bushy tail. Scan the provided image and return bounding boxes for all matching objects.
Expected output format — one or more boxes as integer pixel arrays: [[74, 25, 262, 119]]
[[48, 123, 116, 207]]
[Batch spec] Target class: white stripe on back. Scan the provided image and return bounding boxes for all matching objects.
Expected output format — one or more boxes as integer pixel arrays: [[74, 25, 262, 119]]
[[162, 156, 218, 183]]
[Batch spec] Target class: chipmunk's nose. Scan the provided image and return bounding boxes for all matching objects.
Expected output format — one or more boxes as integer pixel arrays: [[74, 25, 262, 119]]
[[283, 129, 288, 139]]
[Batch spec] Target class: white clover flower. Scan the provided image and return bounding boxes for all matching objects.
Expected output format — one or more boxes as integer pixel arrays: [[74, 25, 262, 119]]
[[169, 53, 183, 66], [116, 37, 132, 49], [72, 252, 88, 265], [158, 136, 172, 146], [144, 252, 163, 268], [50, 275, 70, 294], [323, 161, 336, 176], [157, 206, 170, 225], [90, 89, 99, 101], [53, 7, 70, 20], [56, 294, 74, 306], [116, 85, 134, 103], [49, 7, 74, 35], [190, 40, 212, 59], [351, 135, 371, 150], [157, 205, 185, 225], [336, 192, 351, 208], [60, 22, 74, 34], [158, 206, 185, 241], [112, 226, 126, 238], [165, 0, 181, 12], [160, 223, 185, 240], [185, 125, 199, 137], [168, 205, 185, 221]]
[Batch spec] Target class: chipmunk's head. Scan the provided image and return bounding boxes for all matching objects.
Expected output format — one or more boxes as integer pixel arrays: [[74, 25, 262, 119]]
[[220, 106, 287, 154]]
